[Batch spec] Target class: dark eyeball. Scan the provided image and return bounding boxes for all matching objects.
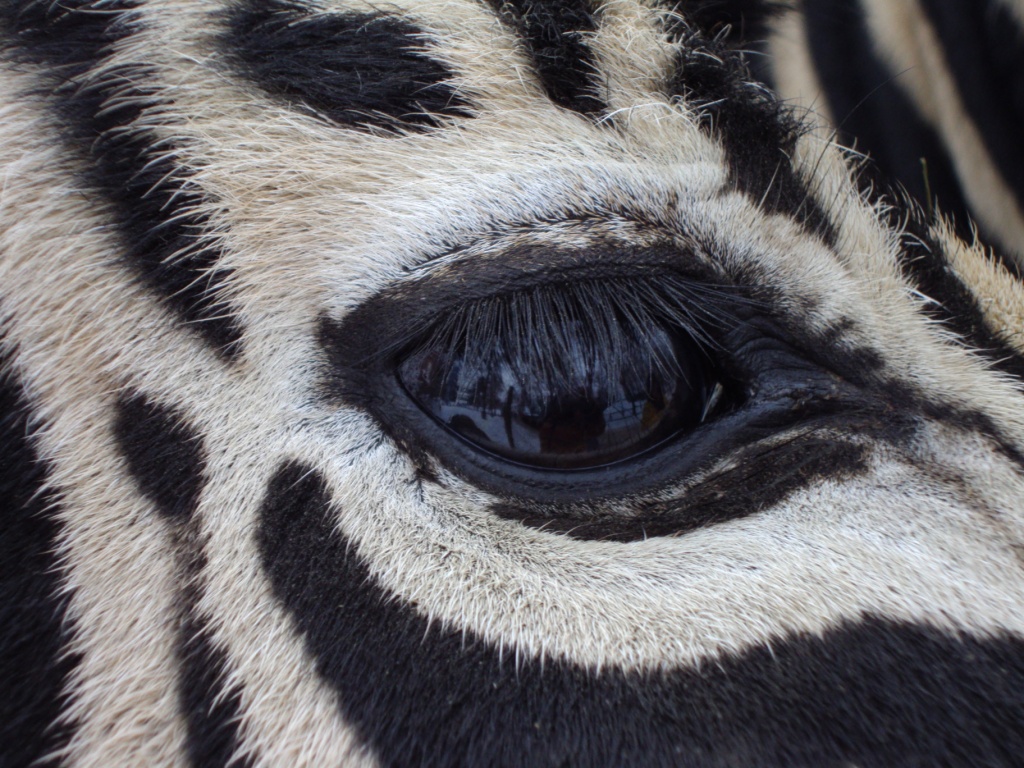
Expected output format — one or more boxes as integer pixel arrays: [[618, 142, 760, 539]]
[[398, 318, 731, 470]]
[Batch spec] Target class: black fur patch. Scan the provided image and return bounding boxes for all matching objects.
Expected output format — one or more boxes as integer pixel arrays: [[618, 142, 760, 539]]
[[667, 26, 837, 244], [494, 437, 868, 541], [663, 0, 786, 45], [917, 0, 1024, 228], [803, 0, 976, 244], [486, 0, 606, 115], [222, 0, 470, 132], [178, 556, 253, 768], [114, 394, 206, 520], [0, 342, 80, 767], [259, 462, 1024, 767], [110, 391, 249, 764], [0, 1, 244, 358]]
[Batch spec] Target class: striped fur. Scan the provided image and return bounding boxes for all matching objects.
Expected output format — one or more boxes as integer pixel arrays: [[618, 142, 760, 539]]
[[1, 0, 1022, 765], [770, 0, 1024, 267]]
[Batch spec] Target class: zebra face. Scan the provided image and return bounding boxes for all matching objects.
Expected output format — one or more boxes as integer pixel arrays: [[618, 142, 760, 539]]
[[1, 0, 1023, 765]]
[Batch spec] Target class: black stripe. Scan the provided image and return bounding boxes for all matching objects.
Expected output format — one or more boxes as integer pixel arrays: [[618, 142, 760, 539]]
[[114, 394, 206, 521], [0, 340, 80, 768], [658, 2, 787, 88], [259, 462, 1024, 767], [803, 0, 977, 245], [897, 212, 1024, 382], [486, 0, 606, 116], [0, 1, 244, 359], [222, 0, 471, 133], [917, 0, 1024, 225], [110, 392, 250, 765], [178, 556, 253, 768], [667, 27, 837, 244], [662, 1, 786, 45]]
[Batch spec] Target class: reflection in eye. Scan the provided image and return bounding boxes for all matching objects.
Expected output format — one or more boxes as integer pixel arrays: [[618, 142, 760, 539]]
[[397, 279, 737, 470]]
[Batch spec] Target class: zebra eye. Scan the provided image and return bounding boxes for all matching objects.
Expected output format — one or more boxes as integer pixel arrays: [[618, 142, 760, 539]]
[[396, 284, 736, 470], [399, 325, 726, 469]]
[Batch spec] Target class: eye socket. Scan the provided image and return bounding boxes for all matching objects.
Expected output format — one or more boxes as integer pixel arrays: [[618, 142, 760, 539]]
[[396, 280, 739, 470]]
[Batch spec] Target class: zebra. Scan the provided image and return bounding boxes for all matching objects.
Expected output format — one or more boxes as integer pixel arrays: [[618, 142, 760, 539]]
[[1, 0, 1022, 765]]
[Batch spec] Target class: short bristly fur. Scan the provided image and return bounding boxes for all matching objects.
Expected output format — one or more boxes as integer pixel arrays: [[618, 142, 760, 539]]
[[1, 0, 1023, 766]]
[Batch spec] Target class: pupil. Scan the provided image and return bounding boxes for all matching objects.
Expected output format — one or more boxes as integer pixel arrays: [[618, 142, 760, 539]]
[[398, 319, 721, 470]]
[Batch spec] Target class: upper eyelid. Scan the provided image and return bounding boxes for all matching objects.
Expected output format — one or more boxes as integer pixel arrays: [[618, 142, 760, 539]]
[[403, 213, 708, 274], [402, 275, 748, 360], [319, 239, 761, 391], [377, 275, 751, 374], [395, 242, 729, 312]]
